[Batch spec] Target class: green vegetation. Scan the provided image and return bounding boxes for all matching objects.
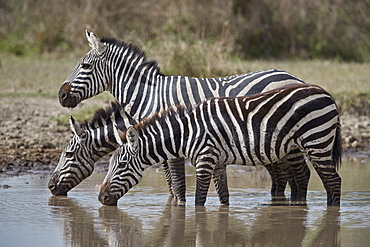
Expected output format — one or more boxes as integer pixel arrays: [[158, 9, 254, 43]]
[[1, 0, 369, 63], [51, 103, 108, 125]]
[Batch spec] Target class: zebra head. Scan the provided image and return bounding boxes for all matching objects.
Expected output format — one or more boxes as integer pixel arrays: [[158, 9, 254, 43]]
[[99, 126, 142, 206], [58, 30, 109, 108], [48, 115, 96, 196]]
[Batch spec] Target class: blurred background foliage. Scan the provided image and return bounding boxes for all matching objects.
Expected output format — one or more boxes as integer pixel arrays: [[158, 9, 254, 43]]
[[0, 0, 369, 117], [0, 0, 369, 76]]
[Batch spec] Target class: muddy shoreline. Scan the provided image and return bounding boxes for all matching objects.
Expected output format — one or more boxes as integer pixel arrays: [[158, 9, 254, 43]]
[[1, 96, 369, 177]]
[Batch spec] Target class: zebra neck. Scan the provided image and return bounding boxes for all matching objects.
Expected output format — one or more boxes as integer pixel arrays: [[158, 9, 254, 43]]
[[136, 112, 187, 165], [113, 73, 207, 122], [88, 134, 120, 163], [84, 103, 138, 163]]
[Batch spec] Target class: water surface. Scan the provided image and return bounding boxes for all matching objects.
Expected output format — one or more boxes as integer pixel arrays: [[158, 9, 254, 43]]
[[0, 158, 369, 246]]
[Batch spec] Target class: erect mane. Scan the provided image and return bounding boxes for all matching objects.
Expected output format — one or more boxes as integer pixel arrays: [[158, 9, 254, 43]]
[[101, 37, 163, 76], [81, 101, 123, 129], [121, 104, 191, 143]]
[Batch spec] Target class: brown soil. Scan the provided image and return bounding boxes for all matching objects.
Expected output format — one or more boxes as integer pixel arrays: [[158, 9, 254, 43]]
[[1, 96, 369, 176]]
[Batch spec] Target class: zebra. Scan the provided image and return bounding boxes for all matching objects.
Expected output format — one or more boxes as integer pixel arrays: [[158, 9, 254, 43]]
[[48, 101, 217, 199], [48, 102, 137, 196], [98, 84, 342, 206], [56, 30, 310, 204]]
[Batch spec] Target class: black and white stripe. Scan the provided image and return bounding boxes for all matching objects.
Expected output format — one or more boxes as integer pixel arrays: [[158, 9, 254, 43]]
[[99, 84, 342, 206], [48, 102, 137, 195], [58, 31, 309, 203]]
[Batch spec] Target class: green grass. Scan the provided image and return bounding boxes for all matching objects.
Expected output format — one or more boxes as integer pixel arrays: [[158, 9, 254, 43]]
[[51, 104, 104, 125]]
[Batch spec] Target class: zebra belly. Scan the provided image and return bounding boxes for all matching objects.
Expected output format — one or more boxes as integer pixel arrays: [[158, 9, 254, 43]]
[[218, 141, 298, 167]]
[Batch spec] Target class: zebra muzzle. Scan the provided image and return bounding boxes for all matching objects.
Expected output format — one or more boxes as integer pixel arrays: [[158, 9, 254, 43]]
[[98, 183, 118, 206], [48, 178, 69, 196], [58, 82, 79, 108]]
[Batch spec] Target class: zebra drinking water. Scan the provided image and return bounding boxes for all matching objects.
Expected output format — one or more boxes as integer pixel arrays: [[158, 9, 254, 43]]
[[48, 102, 137, 196], [54, 31, 310, 204], [99, 84, 342, 206], [48, 101, 223, 199]]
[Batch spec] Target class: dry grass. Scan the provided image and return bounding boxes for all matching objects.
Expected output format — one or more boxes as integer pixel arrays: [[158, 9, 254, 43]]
[[0, 52, 79, 94], [0, 51, 369, 121], [1, 51, 369, 95]]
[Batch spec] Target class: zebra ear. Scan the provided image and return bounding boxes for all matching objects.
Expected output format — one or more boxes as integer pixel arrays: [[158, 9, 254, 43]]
[[126, 126, 139, 150], [69, 115, 85, 138], [113, 124, 124, 146], [85, 30, 105, 53]]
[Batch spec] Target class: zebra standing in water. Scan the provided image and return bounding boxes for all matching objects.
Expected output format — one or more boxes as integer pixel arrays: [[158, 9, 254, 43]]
[[48, 101, 218, 199], [99, 84, 342, 206], [55, 30, 310, 204]]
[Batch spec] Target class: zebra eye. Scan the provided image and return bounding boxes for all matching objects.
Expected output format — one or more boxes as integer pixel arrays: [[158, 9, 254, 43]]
[[81, 63, 92, 70], [118, 161, 127, 168], [65, 152, 74, 159]]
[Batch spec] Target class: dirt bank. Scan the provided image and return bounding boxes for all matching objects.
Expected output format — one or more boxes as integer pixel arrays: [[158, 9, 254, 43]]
[[0, 96, 369, 176]]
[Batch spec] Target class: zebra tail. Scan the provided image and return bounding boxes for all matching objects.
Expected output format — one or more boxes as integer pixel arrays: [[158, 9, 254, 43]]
[[332, 124, 343, 169]]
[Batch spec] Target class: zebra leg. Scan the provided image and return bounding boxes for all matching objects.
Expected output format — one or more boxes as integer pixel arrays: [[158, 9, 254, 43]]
[[274, 160, 295, 202], [264, 164, 278, 198], [162, 161, 174, 197], [311, 160, 341, 206], [195, 157, 217, 206], [270, 162, 289, 201], [212, 166, 230, 205], [168, 157, 187, 205], [285, 149, 311, 203]]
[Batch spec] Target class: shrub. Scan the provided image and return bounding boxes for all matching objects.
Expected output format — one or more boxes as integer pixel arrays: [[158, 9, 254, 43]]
[[1, 0, 369, 62]]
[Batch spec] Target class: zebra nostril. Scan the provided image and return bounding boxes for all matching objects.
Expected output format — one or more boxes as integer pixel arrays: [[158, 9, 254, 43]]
[[61, 92, 68, 100], [104, 195, 110, 203], [48, 184, 55, 190]]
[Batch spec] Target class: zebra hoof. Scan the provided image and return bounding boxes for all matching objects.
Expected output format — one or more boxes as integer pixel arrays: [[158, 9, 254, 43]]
[[177, 200, 186, 206]]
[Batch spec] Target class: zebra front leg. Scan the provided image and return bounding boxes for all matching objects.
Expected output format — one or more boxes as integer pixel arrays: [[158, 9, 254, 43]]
[[167, 157, 187, 205], [212, 166, 230, 205], [162, 161, 174, 197], [195, 157, 216, 206]]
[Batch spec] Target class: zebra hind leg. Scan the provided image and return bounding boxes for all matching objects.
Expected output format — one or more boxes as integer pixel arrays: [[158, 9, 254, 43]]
[[286, 150, 310, 204], [311, 160, 341, 206], [212, 166, 230, 205], [266, 163, 289, 203]]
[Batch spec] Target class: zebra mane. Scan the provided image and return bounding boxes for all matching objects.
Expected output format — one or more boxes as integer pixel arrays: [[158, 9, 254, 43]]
[[101, 37, 163, 76], [121, 104, 190, 143], [81, 101, 123, 129]]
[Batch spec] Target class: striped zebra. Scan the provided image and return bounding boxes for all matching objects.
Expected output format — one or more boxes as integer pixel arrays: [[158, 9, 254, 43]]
[[48, 102, 138, 195], [48, 101, 217, 198], [48, 101, 306, 204], [99, 84, 342, 206], [55, 30, 310, 204]]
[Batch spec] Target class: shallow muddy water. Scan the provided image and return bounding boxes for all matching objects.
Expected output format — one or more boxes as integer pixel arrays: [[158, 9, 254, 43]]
[[0, 158, 369, 247]]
